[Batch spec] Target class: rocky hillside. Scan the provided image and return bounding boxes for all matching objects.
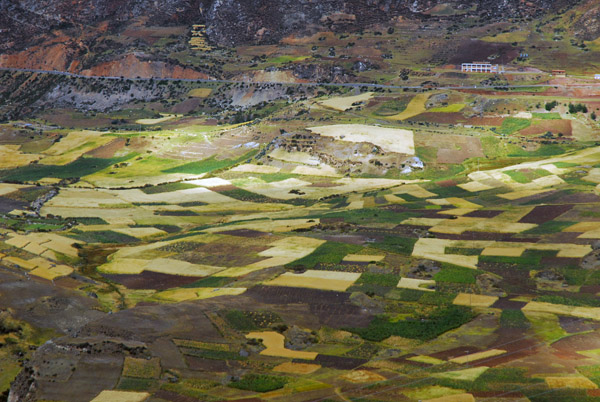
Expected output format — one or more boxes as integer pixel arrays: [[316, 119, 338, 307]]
[[0, 0, 580, 50]]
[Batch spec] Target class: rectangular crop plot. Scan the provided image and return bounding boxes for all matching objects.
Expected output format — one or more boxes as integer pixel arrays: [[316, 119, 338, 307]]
[[264, 270, 361, 292]]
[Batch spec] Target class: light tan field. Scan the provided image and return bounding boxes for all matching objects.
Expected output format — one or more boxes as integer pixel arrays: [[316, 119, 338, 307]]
[[245, 331, 318, 360], [397, 277, 435, 292], [432, 366, 489, 382], [30, 264, 73, 281], [394, 184, 436, 198], [230, 164, 281, 173], [449, 349, 506, 364], [155, 287, 246, 302], [453, 293, 498, 308], [40, 131, 113, 165], [99, 257, 224, 277], [273, 362, 321, 374], [112, 227, 166, 239], [340, 370, 386, 383], [269, 148, 320, 165], [319, 92, 374, 111], [136, 114, 180, 125], [481, 247, 525, 257], [188, 88, 213, 97], [5, 232, 84, 258], [522, 302, 600, 320], [264, 270, 361, 292], [308, 124, 415, 155], [0, 145, 40, 169], [389, 93, 430, 121], [90, 390, 150, 402], [384, 194, 405, 203], [458, 181, 495, 192], [343, 254, 385, 262], [545, 376, 598, 389], [292, 164, 340, 177], [0, 183, 27, 196]]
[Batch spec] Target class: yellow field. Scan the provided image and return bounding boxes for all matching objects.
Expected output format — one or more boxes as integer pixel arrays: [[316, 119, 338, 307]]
[[522, 301, 600, 320], [482, 30, 529, 43], [403, 386, 466, 401], [319, 92, 374, 111], [273, 362, 321, 374], [99, 257, 224, 277], [136, 114, 180, 125], [122, 357, 161, 379], [397, 277, 435, 292], [245, 331, 318, 360], [113, 227, 166, 239], [0, 183, 27, 196], [407, 355, 445, 365], [481, 246, 525, 257], [39, 130, 113, 165], [452, 293, 498, 308], [0, 145, 40, 169], [230, 164, 281, 173], [308, 124, 415, 155], [90, 390, 150, 402], [449, 349, 506, 364], [188, 88, 213, 97], [384, 194, 405, 203], [155, 287, 246, 302], [340, 370, 386, 383], [264, 270, 361, 291], [432, 366, 489, 382], [389, 93, 430, 121], [458, 181, 494, 192], [30, 264, 73, 281], [545, 376, 598, 389], [394, 184, 436, 198]]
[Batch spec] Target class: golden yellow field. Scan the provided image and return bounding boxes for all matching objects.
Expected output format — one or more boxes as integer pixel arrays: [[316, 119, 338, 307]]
[[39, 130, 113, 165], [264, 270, 361, 292], [0, 145, 40, 169], [340, 370, 386, 383], [90, 390, 150, 402], [545, 377, 598, 389], [432, 366, 489, 382], [136, 114, 180, 125], [154, 287, 247, 302], [273, 362, 321, 374], [245, 331, 318, 360], [452, 293, 498, 308], [308, 124, 415, 155], [397, 277, 435, 292], [188, 88, 213, 97], [389, 93, 430, 121], [343, 254, 385, 262], [449, 349, 506, 364], [407, 355, 445, 365]]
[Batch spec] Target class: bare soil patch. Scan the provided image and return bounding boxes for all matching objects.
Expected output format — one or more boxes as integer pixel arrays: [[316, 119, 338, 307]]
[[518, 204, 573, 224], [520, 120, 572, 137], [86, 138, 126, 158], [103, 271, 203, 290]]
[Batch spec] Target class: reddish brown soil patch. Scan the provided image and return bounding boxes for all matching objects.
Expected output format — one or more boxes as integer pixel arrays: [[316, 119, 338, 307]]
[[0, 197, 29, 213], [518, 204, 573, 224], [85, 138, 126, 158], [217, 229, 270, 238], [552, 331, 600, 356], [210, 185, 238, 192], [478, 328, 538, 367], [540, 256, 581, 267], [172, 98, 203, 115], [312, 354, 367, 370], [588, 389, 600, 397], [436, 180, 457, 187], [544, 231, 588, 244], [463, 210, 504, 218], [448, 41, 517, 65], [466, 116, 504, 126], [430, 346, 481, 360], [54, 277, 85, 289], [520, 120, 572, 137], [408, 112, 465, 124], [154, 389, 206, 402], [173, 243, 269, 267], [491, 298, 527, 310], [102, 271, 203, 290], [560, 193, 600, 204], [481, 263, 537, 293], [558, 316, 600, 334], [580, 285, 600, 294], [184, 356, 232, 372]]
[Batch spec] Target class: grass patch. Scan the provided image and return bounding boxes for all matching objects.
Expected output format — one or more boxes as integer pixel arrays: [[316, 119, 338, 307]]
[[68, 230, 139, 244], [356, 272, 400, 287], [369, 236, 418, 255], [532, 113, 562, 120], [500, 310, 530, 329], [534, 294, 600, 308], [374, 98, 410, 116], [286, 242, 361, 269], [445, 247, 482, 256], [434, 265, 478, 284], [229, 374, 288, 393], [181, 276, 236, 288], [117, 377, 155, 391], [346, 305, 475, 342], [479, 250, 554, 269], [181, 348, 246, 360], [522, 220, 576, 235], [507, 144, 565, 158], [162, 150, 257, 175], [0, 155, 133, 182], [498, 117, 531, 135]]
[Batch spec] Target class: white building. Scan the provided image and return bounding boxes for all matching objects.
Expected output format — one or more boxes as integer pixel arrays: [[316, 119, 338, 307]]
[[461, 62, 501, 73], [595, 74, 600, 80]]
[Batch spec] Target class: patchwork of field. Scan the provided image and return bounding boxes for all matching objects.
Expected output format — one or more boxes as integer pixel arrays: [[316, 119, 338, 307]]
[[4, 83, 600, 402]]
